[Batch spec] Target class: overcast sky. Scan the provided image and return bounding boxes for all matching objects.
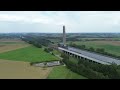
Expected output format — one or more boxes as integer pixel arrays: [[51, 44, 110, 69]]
[[0, 11, 120, 33]]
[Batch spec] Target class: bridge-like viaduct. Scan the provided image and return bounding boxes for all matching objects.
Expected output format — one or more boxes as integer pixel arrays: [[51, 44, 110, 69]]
[[58, 25, 120, 65], [58, 47, 120, 65]]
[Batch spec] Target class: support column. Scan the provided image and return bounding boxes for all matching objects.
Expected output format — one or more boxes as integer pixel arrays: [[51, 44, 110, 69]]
[[73, 54, 75, 58], [68, 52, 70, 55], [76, 55, 79, 59], [71, 53, 73, 57], [65, 51, 67, 55], [64, 51, 66, 54], [81, 57, 84, 60], [75, 55, 77, 58], [79, 56, 81, 59]]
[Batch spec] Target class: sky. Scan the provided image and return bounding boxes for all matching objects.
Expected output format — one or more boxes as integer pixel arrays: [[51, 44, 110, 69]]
[[0, 11, 120, 33]]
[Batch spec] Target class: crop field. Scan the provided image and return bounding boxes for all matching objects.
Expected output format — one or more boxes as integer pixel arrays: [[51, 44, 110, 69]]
[[0, 59, 52, 79], [0, 42, 27, 44], [0, 39, 30, 53], [47, 66, 87, 79], [68, 41, 120, 56], [0, 39, 27, 44], [0, 46, 59, 62], [77, 38, 120, 41], [0, 38, 59, 79]]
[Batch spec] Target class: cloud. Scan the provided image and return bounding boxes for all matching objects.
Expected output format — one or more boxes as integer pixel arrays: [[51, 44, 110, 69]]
[[0, 11, 120, 33]]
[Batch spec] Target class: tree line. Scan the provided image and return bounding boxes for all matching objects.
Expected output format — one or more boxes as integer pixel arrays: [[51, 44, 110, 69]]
[[21, 35, 52, 48], [61, 53, 120, 79], [21, 35, 57, 57]]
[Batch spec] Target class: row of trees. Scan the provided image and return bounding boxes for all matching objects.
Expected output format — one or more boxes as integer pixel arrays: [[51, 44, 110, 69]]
[[22, 37, 42, 48], [61, 53, 120, 79], [44, 48, 53, 53], [69, 43, 120, 59], [21, 35, 52, 48], [21, 35, 57, 57]]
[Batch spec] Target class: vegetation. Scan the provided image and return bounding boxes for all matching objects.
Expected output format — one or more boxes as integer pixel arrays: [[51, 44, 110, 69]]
[[44, 48, 53, 52], [69, 43, 120, 59], [0, 42, 26, 44], [0, 46, 59, 62], [0, 59, 52, 79], [61, 53, 120, 79], [0, 33, 120, 79], [21, 35, 52, 47], [47, 66, 87, 79], [69, 41, 120, 56], [52, 50, 61, 56], [48, 38, 61, 44]]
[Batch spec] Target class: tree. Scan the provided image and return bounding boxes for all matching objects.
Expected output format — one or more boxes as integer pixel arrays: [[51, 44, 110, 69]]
[[44, 48, 49, 53], [61, 53, 69, 60], [37, 44, 42, 48], [100, 48, 105, 53], [48, 48, 53, 51], [81, 45, 86, 49], [89, 47, 95, 51], [96, 48, 105, 53]]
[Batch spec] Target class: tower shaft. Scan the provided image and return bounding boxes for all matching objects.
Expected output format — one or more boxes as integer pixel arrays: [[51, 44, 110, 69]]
[[63, 25, 66, 46]]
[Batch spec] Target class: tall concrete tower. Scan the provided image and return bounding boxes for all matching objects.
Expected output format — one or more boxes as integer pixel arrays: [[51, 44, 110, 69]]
[[63, 25, 66, 46]]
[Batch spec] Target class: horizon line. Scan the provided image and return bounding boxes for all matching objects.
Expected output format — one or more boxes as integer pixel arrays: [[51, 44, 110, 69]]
[[0, 32, 120, 33]]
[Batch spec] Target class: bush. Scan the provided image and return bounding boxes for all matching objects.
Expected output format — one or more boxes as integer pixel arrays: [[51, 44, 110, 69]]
[[48, 48, 53, 51], [44, 48, 49, 53], [89, 47, 95, 52]]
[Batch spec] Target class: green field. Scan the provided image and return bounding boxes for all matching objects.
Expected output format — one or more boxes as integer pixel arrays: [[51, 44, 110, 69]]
[[0, 46, 59, 62], [47, 66, 87, 79], [68, 41, 120, 56], [52, 50, 61, 56]]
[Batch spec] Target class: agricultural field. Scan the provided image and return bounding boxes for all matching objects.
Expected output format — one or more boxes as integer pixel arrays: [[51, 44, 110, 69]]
[[68, 40, 120, 56], [77, 38, 120, 41], [0, 46, 59, 62], [0, 38, 60, 79], [0, 59, 52, 79], [47, 66, 87, 79], [0, 38, 27, 44], [0, 38, 24, 42], [0, 39, 30, 53]]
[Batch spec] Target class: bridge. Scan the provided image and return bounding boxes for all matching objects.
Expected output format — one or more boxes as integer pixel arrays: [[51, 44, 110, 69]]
[[58, 25, 120, 65], [58, 46, 120, 65]]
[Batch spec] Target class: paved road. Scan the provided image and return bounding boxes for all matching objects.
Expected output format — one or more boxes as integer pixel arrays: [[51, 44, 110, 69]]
[[68, 46, 120, 65]]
